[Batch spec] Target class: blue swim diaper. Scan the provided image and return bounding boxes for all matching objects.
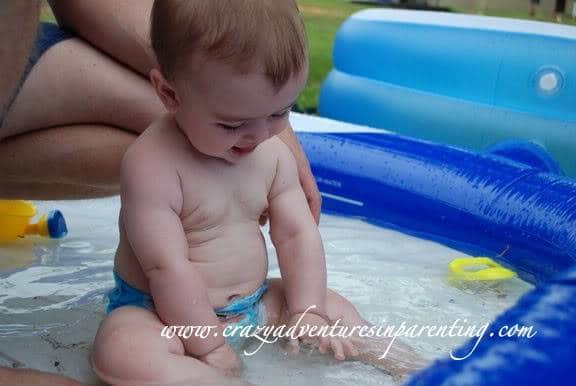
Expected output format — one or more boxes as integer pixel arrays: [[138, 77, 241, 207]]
[[106, 272, 268, 348]]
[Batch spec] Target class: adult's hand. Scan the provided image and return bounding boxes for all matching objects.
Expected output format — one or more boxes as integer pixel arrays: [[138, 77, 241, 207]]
[[276, 123, 322, 224]]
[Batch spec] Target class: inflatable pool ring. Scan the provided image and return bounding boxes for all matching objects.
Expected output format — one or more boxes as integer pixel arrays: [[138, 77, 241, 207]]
[[294, 119, 576, 386], [0, 200, 68, 243]]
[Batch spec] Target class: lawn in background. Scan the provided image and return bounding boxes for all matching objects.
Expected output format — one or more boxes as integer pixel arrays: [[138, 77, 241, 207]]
[[296, 0, 372, 112]]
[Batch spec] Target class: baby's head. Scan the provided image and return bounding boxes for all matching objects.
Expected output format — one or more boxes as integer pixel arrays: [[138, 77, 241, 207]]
[[150, 0, 308, 163]]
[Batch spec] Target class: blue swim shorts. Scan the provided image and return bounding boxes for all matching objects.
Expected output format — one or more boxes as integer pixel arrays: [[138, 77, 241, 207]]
[[106, 271, 269, 348]]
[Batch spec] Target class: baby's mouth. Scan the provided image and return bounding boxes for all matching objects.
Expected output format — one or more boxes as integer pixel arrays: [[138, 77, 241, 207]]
[[232, 145, 257, 155]]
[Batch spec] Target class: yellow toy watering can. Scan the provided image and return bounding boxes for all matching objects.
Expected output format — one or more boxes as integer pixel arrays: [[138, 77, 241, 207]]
[[0, 200, 68, 243], [448, 257, 516, 286]]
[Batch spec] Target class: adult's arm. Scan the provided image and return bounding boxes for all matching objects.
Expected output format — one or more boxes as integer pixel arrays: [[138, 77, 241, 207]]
[[49, 0, 156, 77], [268, 141, 327, 315], [277, 124, 322, 224]]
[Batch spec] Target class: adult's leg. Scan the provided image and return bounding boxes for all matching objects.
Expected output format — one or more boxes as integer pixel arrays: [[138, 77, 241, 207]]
[[529, 0, 538, 16], [0, 1, 39, 123], [0, 37, 164, 199], [554, 0, 566, 20], [1, 37, 162, 139], [0, 125, 134, 199]]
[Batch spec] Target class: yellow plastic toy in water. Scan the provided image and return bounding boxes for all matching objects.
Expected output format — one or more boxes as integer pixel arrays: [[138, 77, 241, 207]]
[[0, 200, 68, 243], [449, 257, 516, 284]]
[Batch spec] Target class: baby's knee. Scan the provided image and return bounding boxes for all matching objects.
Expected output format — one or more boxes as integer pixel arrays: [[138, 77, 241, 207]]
[[91, 316, 169, 384]]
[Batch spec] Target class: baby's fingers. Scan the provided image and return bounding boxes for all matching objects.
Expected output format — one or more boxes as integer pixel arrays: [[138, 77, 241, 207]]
[[314, 336, 332, 355], [287, 337, 300, 356], [341, 338, 360, 358], [329, 339, 346, 361]]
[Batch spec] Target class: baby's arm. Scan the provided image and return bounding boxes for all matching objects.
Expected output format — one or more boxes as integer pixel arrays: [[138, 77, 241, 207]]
[[268, 143, 358, 360], [120, 143, 227, 359], [268, 142, 328, 318]]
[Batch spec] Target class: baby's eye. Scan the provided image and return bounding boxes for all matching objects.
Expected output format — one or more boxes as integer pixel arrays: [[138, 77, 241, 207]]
[[217, 122, 244, 131]]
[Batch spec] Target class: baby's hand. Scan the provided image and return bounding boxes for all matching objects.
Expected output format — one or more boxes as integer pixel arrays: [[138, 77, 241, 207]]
[[286, 311, 359, 361], [198, 343, 243, 377]]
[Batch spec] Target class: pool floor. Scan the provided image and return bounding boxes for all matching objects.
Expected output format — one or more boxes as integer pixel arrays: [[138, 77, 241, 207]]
[[0, 197, 533, 385]]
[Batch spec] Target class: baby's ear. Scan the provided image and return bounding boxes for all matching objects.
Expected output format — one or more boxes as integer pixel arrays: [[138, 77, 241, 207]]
[[150, 68, 180, 113]]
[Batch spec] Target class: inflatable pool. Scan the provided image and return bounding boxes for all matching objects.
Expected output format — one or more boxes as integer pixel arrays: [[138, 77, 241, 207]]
[[0, 113, 574, 385], [291, 111, 576, 385], [317, 11, 576, 382], [319, 10, 576, 177]]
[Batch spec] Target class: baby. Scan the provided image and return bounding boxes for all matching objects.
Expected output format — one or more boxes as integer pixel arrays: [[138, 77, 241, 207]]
[[91, 1, 425, 385]]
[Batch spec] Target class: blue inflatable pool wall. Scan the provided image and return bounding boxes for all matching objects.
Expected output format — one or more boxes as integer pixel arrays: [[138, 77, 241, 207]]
[[319, 10, 576, 177], [304, 8, 576, 385], [295, 128, 576, 386]]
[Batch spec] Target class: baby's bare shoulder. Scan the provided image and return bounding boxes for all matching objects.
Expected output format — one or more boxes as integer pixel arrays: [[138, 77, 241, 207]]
[[263, 135, 291, 153], [257, 136, 294, 167], [264, 136, 298, 174], [126, 116, 187, 163], [120, 116, 187, 209]]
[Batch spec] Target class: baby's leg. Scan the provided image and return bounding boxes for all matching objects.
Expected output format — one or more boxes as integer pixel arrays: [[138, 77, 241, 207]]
[[91, 306, 252, 386], [261, 278, 429, 378]]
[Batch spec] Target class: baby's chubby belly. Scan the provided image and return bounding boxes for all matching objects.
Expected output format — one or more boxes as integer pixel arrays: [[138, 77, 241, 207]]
[[114, 221, 269, 310], [186, 223, 269, 308]]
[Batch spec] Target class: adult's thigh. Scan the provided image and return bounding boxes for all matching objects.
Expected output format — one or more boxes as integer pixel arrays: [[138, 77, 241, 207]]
[[1, 37, 164, 141]]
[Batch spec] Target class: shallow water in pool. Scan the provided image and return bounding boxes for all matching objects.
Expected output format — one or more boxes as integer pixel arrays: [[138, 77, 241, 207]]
[[0, 197, 533, 385]]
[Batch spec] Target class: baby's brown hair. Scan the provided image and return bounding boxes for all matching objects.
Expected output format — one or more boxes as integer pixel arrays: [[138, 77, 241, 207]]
[[151, 0, 308, 88]]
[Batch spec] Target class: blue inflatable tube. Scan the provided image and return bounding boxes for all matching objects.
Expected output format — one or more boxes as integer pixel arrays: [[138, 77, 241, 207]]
[[298, 131, 576, 284], [411, 265, 576, 386], [292, 120, 576, 385]]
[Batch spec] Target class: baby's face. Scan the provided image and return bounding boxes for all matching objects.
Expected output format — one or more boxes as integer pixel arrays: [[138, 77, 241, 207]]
[[165, 58, 307, 163]]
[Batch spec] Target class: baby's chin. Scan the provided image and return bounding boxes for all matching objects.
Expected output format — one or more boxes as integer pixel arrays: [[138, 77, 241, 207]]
[[188, 144, 236, 164], [211, 149, 242, 165], [193, 146, 257, 164]]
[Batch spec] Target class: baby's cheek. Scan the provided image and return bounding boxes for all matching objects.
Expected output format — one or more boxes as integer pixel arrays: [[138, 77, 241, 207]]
[[204, 133, 234, 153]]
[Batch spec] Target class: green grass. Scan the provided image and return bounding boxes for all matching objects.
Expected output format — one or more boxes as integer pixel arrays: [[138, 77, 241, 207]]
[[296, 1, 372, 112]]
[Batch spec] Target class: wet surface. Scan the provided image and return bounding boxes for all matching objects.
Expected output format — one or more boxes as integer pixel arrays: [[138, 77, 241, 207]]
[[0, 197, 532, 385]]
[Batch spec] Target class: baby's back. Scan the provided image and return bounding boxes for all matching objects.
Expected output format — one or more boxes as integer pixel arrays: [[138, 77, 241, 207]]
[[115, 117, 281, 308]]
